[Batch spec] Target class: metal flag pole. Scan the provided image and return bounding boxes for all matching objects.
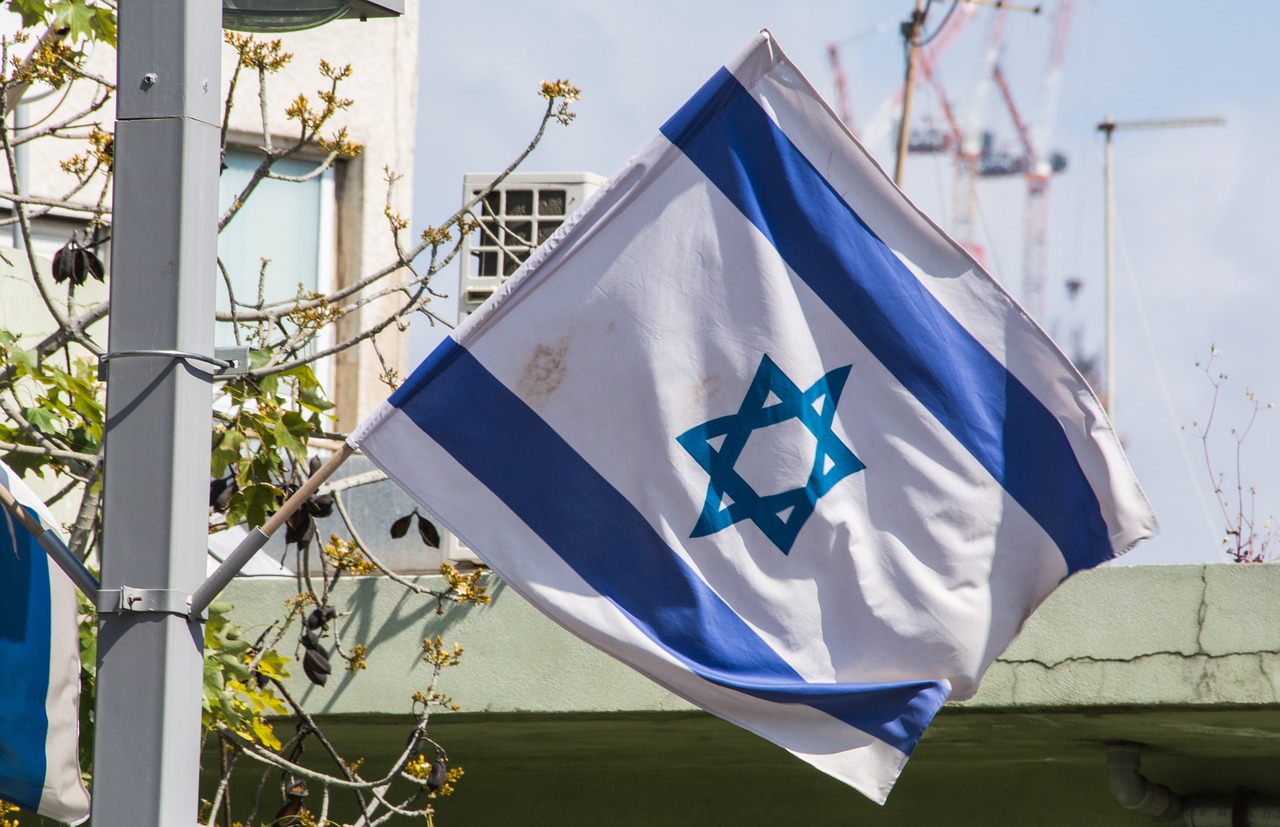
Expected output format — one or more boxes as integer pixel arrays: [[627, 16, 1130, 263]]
[[91, 0, 222, 822]]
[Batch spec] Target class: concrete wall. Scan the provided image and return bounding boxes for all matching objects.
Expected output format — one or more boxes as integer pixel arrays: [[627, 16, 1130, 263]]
[[218, 564, 1280, 825]]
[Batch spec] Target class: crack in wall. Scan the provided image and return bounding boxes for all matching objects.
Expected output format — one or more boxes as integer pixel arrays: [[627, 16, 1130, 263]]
[[1195, 565, 1210, 654], [996, 649, 1274, 672]]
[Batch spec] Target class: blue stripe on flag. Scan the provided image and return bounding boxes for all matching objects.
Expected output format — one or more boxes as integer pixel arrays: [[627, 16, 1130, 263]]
[[395, 338, 948, 755], [0, 507, 52, 812], [660, 68, 1112, 574]]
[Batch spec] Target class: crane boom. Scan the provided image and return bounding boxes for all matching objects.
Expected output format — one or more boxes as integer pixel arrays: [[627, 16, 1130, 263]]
[[827, 43, 854, 131], [1031, 0, 1075, 174], [992, 62, 1035, 162]]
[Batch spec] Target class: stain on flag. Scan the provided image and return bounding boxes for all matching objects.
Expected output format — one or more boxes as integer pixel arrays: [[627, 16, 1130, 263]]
[[349, 32, 1156, 802]]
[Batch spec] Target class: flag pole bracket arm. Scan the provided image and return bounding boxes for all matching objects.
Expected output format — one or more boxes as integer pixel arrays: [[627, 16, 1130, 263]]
[[37, 528, 101, 601], [188, 443, 355, 619], [96, 346, 250, 381], [96, 586, 195, 618]]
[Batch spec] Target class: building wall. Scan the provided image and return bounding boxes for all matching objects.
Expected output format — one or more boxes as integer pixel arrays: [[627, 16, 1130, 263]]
[[0, 10, 419, 427], [217, 12, 419, 427]]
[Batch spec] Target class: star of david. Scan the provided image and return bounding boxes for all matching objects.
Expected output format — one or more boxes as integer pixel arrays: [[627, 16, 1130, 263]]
[[676, 355, 865, 554]]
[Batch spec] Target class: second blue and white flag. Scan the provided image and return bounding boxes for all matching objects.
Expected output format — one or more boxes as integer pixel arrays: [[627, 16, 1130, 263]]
[[351, 32, 1156, 802]]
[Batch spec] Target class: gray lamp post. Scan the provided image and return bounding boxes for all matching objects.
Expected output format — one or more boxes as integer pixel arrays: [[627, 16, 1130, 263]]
[[1095, 115, 1223, 425], [94, 2, 398, 824]]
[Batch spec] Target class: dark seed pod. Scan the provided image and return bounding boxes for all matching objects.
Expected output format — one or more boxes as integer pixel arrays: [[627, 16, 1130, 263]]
[[301, 629, 320, 651], [390, 513, 413, 539], [302, 647, 330, 687], [425, 758, 448, 792], [213, 477, 237, 512], [304, 608, 326, 630], [417, 515, 441, 548], [285, 512, 316, 547], [253, 668, 269, 689], [209, 476, 236, 510], [51, 239, 105, 286], [320, 605, 337, 623], [308, 455, 322, 476], [307, 492, 335, 519], [274, 778, 308, 826]]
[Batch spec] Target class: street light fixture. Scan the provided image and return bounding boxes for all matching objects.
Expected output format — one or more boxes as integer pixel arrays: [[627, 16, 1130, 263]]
[[222, 0, 402, 33], [1096, 115, 1224, 424]]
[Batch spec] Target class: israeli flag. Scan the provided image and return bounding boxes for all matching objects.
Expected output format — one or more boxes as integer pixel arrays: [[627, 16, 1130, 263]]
[[351, 32, 1156, 802], [0, 461, 90, 823]]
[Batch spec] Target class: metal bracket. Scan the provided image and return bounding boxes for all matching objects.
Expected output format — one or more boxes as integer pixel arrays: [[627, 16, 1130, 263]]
[[96, 586, 193, 617], [97, 346, 250, 381]]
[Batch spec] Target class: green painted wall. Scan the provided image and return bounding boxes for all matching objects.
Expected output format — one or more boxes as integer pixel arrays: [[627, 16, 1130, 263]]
[[213, 565, 1280, 825]]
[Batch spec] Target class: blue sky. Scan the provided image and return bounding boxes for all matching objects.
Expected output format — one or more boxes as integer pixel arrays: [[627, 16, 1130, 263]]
[[411, 1, 1280, 566]]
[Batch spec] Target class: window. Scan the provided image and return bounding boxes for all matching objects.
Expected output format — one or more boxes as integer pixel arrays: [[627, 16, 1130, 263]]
[[216, 149, 336, 367]]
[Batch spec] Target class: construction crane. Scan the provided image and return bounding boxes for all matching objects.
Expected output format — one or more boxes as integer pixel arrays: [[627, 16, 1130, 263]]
[[859, 1, 978, 152], [1021, 0, 1075, 318], [984, 0, 1074, 317], [949, 5, 1010, 267], [827, 43, 854, 131], [824, 13, 900, 137]]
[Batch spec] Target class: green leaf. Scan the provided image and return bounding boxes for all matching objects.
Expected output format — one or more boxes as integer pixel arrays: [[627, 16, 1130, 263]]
[[1, 450, 47, 479], [23, 405, 61, 436], [280, 363, 320, 389], [249, 716, 281, 750], [225, 482, 281, 528], [52, 0, 99, 43], [11, 348, 37, 374], [298, 382, 333, 413], [273, 415, 307, 461], [256, 650, 291, 681], [91, 5, 116, 46], [8, 0, 50, 29], [211, 428, 245, 478]]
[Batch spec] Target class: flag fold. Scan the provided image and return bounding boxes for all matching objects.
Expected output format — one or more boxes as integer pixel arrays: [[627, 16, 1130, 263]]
[[0, 461, 90, 823], [351, 31, 1155, 802]]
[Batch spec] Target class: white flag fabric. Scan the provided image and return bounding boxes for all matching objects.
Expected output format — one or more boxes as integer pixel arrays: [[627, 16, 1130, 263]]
[[351, 32, 1155, 802], [0, 461, 90, 823]]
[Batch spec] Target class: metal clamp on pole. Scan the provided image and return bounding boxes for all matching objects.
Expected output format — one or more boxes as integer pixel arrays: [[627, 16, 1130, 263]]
[[97, 345, 250, 380], [96, 586, 193, 617]]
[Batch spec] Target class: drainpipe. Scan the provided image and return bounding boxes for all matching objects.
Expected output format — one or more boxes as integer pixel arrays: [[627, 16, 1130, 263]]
[[1106, 742, 1280, 826]]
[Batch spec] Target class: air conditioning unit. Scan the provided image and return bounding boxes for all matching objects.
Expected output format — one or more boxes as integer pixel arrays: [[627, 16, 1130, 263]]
[[443, 531, 482, 566], [456, 171, 605, 320]]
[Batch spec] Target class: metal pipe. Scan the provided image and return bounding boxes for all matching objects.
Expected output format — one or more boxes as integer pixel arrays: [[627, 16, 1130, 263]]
[[1106, 742, 1184, 821], [1106, 742, 1280, 826]]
